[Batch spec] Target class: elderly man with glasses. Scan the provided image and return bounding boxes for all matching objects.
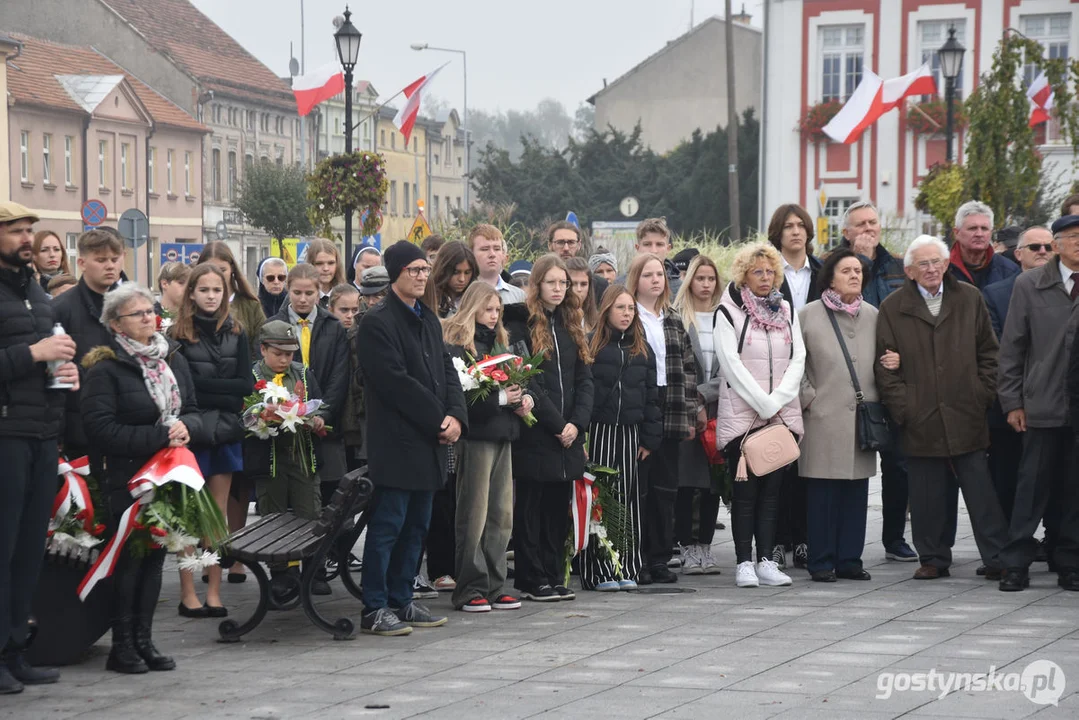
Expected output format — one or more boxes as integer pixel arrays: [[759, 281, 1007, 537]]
[[996, 216, 1079, 592], [875, 235, 1009, 581]]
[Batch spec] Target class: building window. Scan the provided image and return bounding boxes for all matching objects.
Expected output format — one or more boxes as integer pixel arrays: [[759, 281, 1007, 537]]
[[413, 183, 419, 213], [98, 139, 108, 188], [184, 151, 191, 196], [334, 117, 340, 135], [211, 148, 221, 200], [820, 25, 864, 103], [404, 183, 410, 217], [120, 142, 130, 190], [433, 153, 440, 167], [822, 198, 856, 250], [64, 136, 74, 186], [919, 20, 966, 99], [413, 137, 418, 153], [362, 123, 369, 139], [390, 180, 398, 214], [247, 110, 256, 130], [391, 133, 396, 150], [380, 129, 386, 147], [228, 151, 237, 202], [456, 196, 461, 210], [457, 156, 462, 168], [432, 195, 440, 216], [148, 147, 156, 193], [1022, 14, 1071, 86], [445, 196, 451, 215], [19, 131, 29, 182], [42, 134, 52, 185], [167, 150, 174, 194], [245, 153, 254, 168]]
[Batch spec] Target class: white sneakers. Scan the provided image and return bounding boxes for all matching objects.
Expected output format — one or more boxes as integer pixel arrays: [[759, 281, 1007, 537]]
[[681, 544, 704, 575], [699, 545, 722, 575], [736, 559, 793, 587], [755, 559, 793, 586], [736, 561, 759, 587]]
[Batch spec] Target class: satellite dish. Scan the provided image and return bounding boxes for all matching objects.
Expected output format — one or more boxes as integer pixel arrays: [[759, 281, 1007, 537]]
[[289, 57, 300, 76]]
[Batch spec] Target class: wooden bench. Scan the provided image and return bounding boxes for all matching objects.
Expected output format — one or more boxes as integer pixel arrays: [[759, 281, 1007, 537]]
[[217, 468, 374, 642]]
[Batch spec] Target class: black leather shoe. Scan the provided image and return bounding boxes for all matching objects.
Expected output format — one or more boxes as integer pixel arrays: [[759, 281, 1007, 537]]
[[976, 564, 987, 576], [837, 569, 871, 581], [650, 566, 678, 583], [1057, 569, 1079, 591], [984, 566, 1003, 581], [4, 653, 58, 685], [999, 568, 1029, 592], [810, 570, 836, 582], [636, 568, 653, 585], [204, 605, 228, 618], [0, 665, 23, 694], [178, 602, 208, 618], [311, 579, 332, 596]]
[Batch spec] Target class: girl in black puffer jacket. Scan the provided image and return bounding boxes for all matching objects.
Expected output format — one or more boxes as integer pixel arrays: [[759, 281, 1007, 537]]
[[583, 285, 662, 591], [442, 283, 533, 613], [169, 264, 253, 617], [512, 255, 594, 602]]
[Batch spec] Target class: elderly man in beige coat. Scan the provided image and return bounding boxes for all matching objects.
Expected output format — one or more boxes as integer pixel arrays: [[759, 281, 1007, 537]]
[[798, 248, 898, 582]]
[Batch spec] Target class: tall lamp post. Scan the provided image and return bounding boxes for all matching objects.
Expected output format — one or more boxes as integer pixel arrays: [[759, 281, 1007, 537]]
[[334, 7, 362, 264], [939, 25, 966, 163], [411, 43, 468, 213]]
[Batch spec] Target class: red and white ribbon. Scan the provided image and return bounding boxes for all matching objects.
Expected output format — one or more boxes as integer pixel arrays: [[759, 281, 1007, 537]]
[[52, 456, 94, 532], [78, 448, 205, 601], [571, 472, 596, 555], [471, 353, 517, 372]]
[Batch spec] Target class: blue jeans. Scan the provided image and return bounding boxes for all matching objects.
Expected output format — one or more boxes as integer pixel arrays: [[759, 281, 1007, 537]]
[[361, 487, 434, 612]]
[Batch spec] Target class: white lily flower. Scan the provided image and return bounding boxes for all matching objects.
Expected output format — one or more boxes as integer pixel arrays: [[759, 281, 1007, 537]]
[[164, 531, 200, 553], [276, 403, 303, 433], [261, 382, 291, 403]]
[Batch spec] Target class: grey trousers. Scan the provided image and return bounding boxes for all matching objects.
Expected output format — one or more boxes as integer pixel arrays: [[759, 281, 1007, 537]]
[[907, 451, 1009, 570], [452, 439, 513, 608]]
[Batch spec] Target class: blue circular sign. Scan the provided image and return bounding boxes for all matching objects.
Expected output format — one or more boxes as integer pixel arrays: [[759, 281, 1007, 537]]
[[82, 199, 107, 226]]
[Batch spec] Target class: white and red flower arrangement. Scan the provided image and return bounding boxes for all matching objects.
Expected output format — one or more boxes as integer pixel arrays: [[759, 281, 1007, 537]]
[[242, 379, 328, 471], [452, 352, 543, 426], [47, 456, 107, 558]]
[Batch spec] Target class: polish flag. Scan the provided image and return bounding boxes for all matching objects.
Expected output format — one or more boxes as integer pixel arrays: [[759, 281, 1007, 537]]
[[292, 62, 345, 117], [393, 63, 448, 144], [1027, 71, 1054, 127], [823, 64, 938, 144]]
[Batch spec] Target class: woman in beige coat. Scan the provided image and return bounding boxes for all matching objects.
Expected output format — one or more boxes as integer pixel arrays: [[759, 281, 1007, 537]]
[[799, 248, 899, 582]]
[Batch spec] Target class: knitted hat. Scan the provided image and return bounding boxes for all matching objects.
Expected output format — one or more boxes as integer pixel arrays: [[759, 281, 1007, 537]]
[[383, 240, 427, 282], [588, 252, 617, 274]]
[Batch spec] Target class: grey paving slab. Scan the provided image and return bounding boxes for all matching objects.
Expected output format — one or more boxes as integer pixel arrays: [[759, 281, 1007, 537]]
[[11, 473, 1079, 720]]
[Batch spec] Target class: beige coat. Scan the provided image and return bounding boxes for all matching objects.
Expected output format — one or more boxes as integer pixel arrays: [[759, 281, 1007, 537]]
[[797, 300, 880, 480]]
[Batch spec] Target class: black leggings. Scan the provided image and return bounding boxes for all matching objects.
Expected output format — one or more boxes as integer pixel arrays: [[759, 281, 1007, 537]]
[[725, 445, 783, 564], [675, 487, 722, 546]]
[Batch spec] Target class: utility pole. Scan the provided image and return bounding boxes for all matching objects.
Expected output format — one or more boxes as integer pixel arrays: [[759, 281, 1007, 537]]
[[725, 0, 741, 241]]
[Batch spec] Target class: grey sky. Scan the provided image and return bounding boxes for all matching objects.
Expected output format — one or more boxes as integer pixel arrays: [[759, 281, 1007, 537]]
[[190, 0, 762, 115]]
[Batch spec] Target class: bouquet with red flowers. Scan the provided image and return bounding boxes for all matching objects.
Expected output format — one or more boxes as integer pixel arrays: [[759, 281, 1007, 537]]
[[242, 378, 329, 473], [452, 351, 544, 426]]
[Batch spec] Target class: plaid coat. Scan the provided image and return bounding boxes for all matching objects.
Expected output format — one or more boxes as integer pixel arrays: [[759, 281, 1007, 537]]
[[660, 313, 699, 440]]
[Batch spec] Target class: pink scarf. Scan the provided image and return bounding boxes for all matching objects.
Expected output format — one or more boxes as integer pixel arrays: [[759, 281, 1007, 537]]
[[821, 289, 862, 316], [740, 286, 791, 344]]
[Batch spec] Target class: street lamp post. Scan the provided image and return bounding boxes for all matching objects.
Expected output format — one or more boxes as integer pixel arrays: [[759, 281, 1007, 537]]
[[334, 6, 362, 264], [939, 25, 966, 164], [411, 43, 468, 213]]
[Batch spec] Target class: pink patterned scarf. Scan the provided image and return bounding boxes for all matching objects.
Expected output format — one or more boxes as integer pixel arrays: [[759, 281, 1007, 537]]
[[821, 288, 862, 316], [740, 286, 791, 344]]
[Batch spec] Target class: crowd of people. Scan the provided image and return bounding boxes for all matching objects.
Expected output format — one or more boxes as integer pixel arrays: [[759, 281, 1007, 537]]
[[2, 191, 1079, 691]]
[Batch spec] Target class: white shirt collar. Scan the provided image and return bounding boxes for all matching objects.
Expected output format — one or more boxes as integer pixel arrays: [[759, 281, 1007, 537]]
[[782, 255, 810, 273], [917, 282, 944, 299], [1059, 260, 1075, 283]]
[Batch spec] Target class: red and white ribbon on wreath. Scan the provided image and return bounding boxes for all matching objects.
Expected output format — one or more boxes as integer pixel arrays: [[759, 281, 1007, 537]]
[[78, 447, 205, 601], [471, 353, 517, 371], [571, 472, 596, 555], [52, 456, 94, 532]]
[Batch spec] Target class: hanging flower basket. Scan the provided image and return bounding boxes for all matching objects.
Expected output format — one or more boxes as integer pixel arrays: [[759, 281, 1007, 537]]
[[308, 151, 388, 239], [906, 98, 968, 135], [798, 101, 843, 142]]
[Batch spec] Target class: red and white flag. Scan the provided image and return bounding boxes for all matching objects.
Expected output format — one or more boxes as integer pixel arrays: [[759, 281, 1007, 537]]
[[1027, 71, 1055, 127], [824, 64, 938, 144], [292, 62, 345, 117], [393, 63, 448, 144]]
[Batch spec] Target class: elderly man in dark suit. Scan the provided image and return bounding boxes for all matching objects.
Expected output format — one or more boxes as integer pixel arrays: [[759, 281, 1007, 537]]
[[355, 241, 468, 636]]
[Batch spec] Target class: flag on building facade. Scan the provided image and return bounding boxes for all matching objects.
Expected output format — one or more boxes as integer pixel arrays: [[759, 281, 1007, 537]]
[[292, 62, 345, 117], [393, 63, 448, 144], [823, 64, 938, 144], [1027, 71, 1055, 127]]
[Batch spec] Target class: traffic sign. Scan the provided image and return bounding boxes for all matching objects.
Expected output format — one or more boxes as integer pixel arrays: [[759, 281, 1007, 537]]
[[82, 199, 107, 227], [160, 243, 204, 265], [118, 208, 148, 248], [407, 213, 432, 245], [619, 196, 640, 218]]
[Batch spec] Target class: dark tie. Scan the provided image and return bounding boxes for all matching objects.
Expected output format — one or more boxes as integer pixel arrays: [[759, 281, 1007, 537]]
[[1071, 274, 1079, 301]]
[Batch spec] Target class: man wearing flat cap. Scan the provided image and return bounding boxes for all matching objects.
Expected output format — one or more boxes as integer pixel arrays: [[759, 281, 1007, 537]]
[[0, 201, 79, 691], [997, 214, 1079, 592], [355, 241, 467, 636]]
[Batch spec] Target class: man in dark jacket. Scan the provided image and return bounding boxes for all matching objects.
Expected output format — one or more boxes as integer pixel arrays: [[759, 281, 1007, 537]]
[[356, 241, 467, 636], [949, 201, 1020, 289], [0, 202, 79, 692], [839, 201, 917, 562], [875, 235, 1009, 581], [996, 216, 1079, 592], [53, 229, 124, 456]]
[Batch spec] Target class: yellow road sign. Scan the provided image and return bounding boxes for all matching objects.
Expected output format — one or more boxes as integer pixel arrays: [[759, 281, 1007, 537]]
[[408, 213, 432, 245]]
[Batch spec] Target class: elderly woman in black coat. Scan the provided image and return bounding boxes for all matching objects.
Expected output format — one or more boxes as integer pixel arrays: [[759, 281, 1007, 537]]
[[81, 285, 201, 674], [512, 254, 594, 603]]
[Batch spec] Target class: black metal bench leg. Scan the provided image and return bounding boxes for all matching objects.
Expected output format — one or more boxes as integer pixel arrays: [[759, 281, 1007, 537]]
[[300, 554, 355, 641], [337, 508, 369, 602], [217, 558, 271, 643]]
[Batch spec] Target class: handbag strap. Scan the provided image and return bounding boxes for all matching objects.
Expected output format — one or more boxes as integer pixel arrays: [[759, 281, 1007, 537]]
[[825, 308, 864, 404]]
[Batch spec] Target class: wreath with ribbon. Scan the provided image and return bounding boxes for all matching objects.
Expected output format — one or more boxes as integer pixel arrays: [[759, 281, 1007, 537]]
[[308, 151, 388, 240]]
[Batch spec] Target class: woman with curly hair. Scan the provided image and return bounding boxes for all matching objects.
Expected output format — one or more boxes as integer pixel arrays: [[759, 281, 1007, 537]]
[[422, 240, 478, 319], [512, 254, 594, 602]]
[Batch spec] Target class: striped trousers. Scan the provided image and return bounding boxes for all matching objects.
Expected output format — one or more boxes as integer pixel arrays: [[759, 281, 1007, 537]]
[[580, 423, 645, 588]]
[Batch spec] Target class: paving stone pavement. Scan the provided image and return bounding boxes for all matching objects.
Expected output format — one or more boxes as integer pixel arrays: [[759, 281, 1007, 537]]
[[4, 473, 1078, 720]]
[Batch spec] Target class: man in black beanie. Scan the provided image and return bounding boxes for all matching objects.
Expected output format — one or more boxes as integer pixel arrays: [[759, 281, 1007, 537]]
[[355, 241, 468, 635]]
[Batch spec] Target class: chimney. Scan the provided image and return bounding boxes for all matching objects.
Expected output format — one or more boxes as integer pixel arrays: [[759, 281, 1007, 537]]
[[732, 3, 752, 25]]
